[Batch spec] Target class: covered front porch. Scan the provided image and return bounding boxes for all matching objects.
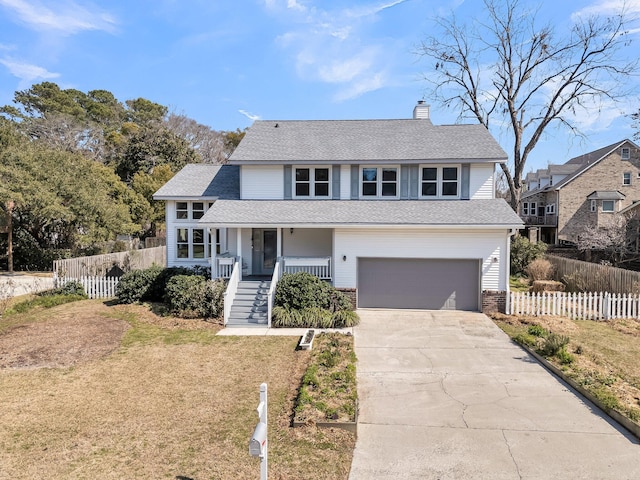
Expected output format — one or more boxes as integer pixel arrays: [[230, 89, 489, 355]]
[[211, 227, 333, 281], [209, 227, 333, 327]]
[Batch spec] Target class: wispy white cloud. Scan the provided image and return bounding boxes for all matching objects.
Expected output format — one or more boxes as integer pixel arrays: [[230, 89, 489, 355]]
[[266, 0, 412, 102], [572, 0, 640, 19], [0, 0, 117, 35], [0, 57, 59, 87], [239, 109, 261, 121]]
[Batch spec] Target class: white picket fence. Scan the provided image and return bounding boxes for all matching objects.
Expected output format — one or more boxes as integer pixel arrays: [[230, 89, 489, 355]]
[[510, 291, 640, 320], [54, 275, 120, 299]]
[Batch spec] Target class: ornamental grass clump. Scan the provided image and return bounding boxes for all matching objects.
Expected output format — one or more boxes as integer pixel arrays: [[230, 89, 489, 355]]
[[273, 272, 359, 328]]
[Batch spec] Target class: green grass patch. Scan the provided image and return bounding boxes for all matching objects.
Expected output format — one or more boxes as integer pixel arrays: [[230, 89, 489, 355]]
[[294, 333, 358, 423], [7, 294, 87, 314]]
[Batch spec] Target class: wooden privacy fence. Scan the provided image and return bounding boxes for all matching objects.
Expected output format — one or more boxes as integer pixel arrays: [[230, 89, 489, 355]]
[[547, 255, 640, 294], [54, 276, 119, 299], [53, 246, 166, 278], [510, 291, 640, 320]]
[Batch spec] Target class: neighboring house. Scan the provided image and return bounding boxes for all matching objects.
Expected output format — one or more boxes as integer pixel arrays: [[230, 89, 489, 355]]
[[154, 102, 522, 323], [520, 140, 640, 245]]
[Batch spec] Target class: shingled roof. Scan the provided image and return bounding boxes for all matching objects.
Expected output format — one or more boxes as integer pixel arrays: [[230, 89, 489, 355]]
[[228, 119, 507, 164], [153, 164, 239, 200], [199, 198, 523, 228]]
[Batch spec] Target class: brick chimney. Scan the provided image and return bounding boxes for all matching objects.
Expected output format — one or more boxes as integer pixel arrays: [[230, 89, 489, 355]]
[[413, 100, 430, 119]]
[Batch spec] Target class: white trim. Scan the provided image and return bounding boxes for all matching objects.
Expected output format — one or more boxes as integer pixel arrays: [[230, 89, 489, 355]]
[[204, 222, 523, 230], [359, 165, 400, 199], [621, 147, 631, 160], [292, 166, 332, 199], [419, 164, 461, 199], [602, 200, 615, 212]]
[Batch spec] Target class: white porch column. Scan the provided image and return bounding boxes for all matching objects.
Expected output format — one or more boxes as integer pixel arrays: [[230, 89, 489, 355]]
[[209, 227, 217, 279], [237, 228, 243, 280], [277, 228, 282, 258]]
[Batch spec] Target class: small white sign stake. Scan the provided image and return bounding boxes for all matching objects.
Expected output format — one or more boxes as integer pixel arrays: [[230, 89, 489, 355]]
[[248, 383, 268, 480]]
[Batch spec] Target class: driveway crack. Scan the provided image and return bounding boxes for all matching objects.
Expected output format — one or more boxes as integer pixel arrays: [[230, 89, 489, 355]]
[[502, 430, 523, 479]]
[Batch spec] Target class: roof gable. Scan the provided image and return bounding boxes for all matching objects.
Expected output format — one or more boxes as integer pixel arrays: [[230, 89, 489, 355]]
[[153, 164, 239, 199], [229, 119, 507, 164]]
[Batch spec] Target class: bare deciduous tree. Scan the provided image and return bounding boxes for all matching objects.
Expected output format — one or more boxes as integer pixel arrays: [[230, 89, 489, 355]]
[[418, 0, 637, 210], [576, 212, 640, 266], [165, 113, 227, 164]]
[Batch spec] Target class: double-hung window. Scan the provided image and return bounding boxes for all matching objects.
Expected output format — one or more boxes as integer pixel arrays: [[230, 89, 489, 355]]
[[294, 167, 330, 198], [420, 166, 460, 198], [522, 202, 529, 215], [192, 228, 205, 258], [361, 167, 399, 198], [621, 147, 630, 160], [591, 200, 597, 212], [177, 228, 189, 258], [192, 202, 205, 219], [545, 204, 556, 215], [176, 202, 188, 220], [623, 172, 632, 186]]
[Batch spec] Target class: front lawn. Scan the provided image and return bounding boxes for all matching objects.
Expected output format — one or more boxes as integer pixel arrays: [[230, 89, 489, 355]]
[[491, 312, 640, 423], [0, 301, 355, 479]]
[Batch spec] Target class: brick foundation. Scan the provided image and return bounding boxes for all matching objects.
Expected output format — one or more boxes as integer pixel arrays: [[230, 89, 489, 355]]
[[336, 288, 357, 310], [482, 290, 507, 314]]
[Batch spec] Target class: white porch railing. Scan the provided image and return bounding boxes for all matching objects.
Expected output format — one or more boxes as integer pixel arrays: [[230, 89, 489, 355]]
[[267, 258, 283, 328], [223, 258, 241, 326], [215, 254, 235, 279], [282, 256, 331, 280], [510, 291, 640, 320]]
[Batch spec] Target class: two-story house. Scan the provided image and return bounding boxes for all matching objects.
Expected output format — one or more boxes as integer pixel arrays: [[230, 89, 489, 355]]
[[154, 102, 523, 325], [520, 140, 640, 245]]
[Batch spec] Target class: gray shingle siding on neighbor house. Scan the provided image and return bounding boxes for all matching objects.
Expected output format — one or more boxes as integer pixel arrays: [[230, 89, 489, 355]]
[[229, 120, 507, 164], [153, 164, 240, 200], [198, 198, 522, 227]]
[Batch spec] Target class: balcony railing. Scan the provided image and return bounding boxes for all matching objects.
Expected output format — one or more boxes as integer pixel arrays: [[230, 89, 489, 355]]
[[522, 214, 557, 227]]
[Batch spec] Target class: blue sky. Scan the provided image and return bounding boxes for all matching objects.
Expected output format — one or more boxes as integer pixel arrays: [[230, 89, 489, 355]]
[[0, 0, 639, 174]]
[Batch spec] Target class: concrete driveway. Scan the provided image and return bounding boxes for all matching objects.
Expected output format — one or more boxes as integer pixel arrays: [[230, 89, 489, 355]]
[[349, 310, 639, 480]]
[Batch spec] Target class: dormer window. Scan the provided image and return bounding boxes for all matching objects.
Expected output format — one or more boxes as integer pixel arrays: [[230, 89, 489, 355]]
[[361, 166, 399, 198], [621, 147, 630, 160], [294, 167, 330, 198], [420, 166, 460, 198]]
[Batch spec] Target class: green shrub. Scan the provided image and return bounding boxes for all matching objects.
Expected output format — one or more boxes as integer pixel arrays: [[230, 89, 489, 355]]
[[164, 275, 223, 318], [527, 324, 548, 337], [147, 266, 201, 302], [538, 333, 570, 357], [40, 280, 87, 298], [556, 349, 575, 365], [274, 272, 332, 310], [116, 265, 164, 304], [511, 236, 547, 276]]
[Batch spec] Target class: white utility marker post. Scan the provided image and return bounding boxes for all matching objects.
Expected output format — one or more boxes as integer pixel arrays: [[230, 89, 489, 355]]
[[249, 382, 268, 480]]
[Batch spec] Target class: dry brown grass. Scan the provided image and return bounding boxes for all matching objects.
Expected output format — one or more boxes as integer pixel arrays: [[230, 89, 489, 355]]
[[492, 312, 640, 421], [0, 301, 355, 479]]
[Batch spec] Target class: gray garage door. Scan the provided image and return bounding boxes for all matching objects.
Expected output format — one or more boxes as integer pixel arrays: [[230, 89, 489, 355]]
[[357, 258, 480, 310]]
